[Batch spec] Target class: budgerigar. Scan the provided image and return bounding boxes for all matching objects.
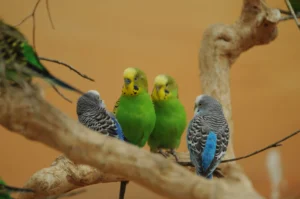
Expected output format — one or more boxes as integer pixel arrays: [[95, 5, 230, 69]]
[[76, 90, 125, 140], [0, 178, 34, 199], [113, 67, 156, 199], [187, 94, 230, 179], [0, 19, 84, 96], [148, 74, 187, 161]]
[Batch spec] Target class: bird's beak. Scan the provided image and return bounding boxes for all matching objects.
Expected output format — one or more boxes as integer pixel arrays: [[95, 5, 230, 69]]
[[124, 78, 132, 86]]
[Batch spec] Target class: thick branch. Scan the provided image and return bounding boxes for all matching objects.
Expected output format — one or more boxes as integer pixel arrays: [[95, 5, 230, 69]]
[[8, 0, 283, 198], [199, 0, 280, 161], [0, 85, 261, 199], [17, 153, 194, 199]]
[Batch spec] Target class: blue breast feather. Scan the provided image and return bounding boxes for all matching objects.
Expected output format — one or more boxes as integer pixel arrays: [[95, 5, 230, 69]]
[[201, 131, 217, 172]]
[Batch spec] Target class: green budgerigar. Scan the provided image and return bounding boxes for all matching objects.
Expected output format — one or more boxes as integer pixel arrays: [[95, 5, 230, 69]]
[[113, 67, 156, 199], [0, 19, 84, 95], [0, 178, 34, 199], [148, 74, 187, 162]]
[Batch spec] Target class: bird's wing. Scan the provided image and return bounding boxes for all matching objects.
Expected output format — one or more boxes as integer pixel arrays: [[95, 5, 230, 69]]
[[187, 115, 209, 175], [79, 108, 119, 139], [113, 99, 120, 115], [21, 42, 51, 75], [1, 34, 24, 67], [202, 121, 230, 177], [107, 111, 126, 141]]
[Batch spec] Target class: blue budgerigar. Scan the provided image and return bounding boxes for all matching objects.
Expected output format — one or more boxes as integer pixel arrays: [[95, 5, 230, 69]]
[[187, 94, 230, 179], [76, 90, 127, 199], [76, 90, 125, 140]]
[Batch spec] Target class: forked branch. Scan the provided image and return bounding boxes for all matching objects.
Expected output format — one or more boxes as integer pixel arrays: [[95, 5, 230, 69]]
[[39, 57, 95, 82], [5, 0, 289, 199], [0, 85, 260, 199], [15, 0, 55, 49]]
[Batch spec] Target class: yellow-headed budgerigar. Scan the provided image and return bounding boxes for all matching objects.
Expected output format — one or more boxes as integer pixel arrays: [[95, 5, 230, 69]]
[[113, 67, 156, 199], [148, 74, 187, 161], [187, 94, 230, 179]]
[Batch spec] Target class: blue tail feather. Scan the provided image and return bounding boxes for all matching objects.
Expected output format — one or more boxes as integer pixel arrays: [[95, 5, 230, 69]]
[[201, 132, 217, 174]]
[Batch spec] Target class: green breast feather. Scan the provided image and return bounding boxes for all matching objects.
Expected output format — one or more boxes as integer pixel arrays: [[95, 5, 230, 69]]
[[115, 92, 156, 147], [148, 98, 187, 151]]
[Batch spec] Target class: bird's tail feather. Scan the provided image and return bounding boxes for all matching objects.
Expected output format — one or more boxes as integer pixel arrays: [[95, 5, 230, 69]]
[[47, 75, 84, 95], [119, 181, 128, 199]]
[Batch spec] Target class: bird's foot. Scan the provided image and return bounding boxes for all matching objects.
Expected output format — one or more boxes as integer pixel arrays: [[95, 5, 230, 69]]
[[169, 149, 179, 162], [158, 149, 169, 158]]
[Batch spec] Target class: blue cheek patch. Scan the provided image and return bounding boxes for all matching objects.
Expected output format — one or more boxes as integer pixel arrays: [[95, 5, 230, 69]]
[[201, 131, 217, 172]]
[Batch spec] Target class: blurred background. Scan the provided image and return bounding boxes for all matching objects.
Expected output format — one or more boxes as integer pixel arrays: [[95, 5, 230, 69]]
[[0, 0, 299, 198]]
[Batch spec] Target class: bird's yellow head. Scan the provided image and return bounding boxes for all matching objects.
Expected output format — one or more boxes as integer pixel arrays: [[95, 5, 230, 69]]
[[122, 67, 148, 96], [151, 74, 178, 101]]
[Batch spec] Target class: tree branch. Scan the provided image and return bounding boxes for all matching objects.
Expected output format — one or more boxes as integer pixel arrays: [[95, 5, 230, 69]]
[[15, 0, 56, 49], [279, 9, 300, 22], [222, 130, 299, 163], [45, 0, 55, 30], [44, 189, 86, 199], [2, 0, 284, 199], [51, 86, 72, 103], [39, 57, 95, 82], [15, 0, 42, 49], [0, 86, 261, 199]]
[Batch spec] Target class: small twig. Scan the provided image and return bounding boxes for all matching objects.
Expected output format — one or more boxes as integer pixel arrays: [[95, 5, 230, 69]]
[[46, 0, 55, 29], [279, 11, 300, 22], [15, 0, 56, 48], [222, 130, 300, 163], [279, 9, 291, 15], [45, 189, 86, 199], [15, 0, 42, 49], [39, 57, 95, 82], [178, 130, 300, 166], [52, 85, 72, 103], [280, 15, 296, 21]]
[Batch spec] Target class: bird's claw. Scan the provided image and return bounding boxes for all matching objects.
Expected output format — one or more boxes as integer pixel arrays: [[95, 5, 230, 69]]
[[169, 149, 179, 162], [158, 149, 169, 158]]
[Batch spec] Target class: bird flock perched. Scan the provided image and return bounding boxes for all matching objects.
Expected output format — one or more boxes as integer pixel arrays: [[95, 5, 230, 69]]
[[0, 19, 230, 199], [76, 67, 230, 199]]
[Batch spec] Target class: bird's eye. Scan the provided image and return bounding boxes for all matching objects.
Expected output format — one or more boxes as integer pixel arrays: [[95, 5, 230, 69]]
[[165, 89, 169, 94], [198, 103, 202, 106]]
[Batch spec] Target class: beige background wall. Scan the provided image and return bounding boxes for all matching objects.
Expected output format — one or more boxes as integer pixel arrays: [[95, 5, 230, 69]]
[[0, 0, 299, 198]]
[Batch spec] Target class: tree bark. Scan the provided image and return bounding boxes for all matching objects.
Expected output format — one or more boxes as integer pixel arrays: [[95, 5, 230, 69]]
[[0, 0, 281, 199]]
